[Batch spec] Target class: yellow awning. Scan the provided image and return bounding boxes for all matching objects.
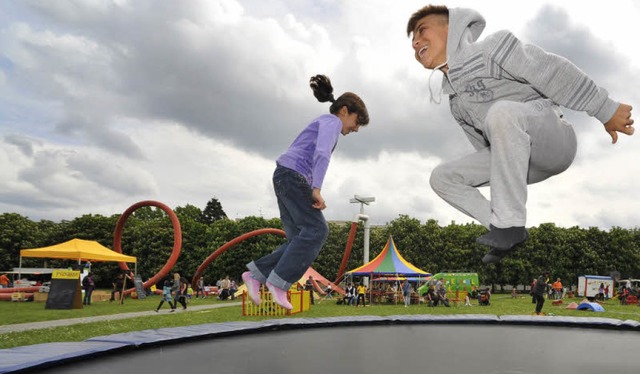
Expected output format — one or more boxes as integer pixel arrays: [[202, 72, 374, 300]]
[[20, 238, 136, 263]]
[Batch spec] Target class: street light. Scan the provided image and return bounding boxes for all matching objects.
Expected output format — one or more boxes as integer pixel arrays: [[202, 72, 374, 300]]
[[350, 195, 375, 213], [350, 195, 375, 286]]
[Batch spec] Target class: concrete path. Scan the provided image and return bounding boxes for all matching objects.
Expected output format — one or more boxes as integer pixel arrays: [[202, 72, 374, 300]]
[[0, 302, 241, 334]]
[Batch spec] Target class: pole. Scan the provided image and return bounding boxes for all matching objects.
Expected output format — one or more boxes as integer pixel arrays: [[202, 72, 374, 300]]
[[120, 274, 127, 304], [349, 195, 375, 288]]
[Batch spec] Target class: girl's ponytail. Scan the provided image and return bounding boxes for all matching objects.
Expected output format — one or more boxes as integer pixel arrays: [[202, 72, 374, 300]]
[[310, 75, 335, 103]]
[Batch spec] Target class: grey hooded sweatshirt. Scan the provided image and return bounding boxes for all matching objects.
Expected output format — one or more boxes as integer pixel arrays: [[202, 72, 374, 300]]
[[441, 8, 621, 150]]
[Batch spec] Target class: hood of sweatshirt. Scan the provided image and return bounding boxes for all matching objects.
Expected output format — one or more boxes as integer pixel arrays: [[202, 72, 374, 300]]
[[446, 7, 486, 63]]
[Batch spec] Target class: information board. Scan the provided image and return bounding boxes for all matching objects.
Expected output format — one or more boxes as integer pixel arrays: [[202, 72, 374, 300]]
[[133, 274, 146, 300], [46, 269, 82, 309]]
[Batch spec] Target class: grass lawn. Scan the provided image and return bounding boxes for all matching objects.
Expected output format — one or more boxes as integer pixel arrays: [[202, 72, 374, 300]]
[[1, 293, 639, 350]]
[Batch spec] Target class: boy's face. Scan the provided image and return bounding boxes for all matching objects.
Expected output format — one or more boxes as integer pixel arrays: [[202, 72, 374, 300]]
[[411, 14, 449, 70]]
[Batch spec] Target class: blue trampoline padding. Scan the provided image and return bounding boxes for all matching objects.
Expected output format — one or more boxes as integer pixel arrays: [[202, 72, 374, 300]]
[[2, 314, 639, 373], [0, 341, 127, 373], [576, 302, 605, 312], [85, 314, 502, 347]]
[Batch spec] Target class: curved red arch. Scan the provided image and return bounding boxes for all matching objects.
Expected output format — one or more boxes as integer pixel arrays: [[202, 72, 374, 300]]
[[334, 221, 359, 284], [113, 200, 182, 295], [191, 228, 285, 287]]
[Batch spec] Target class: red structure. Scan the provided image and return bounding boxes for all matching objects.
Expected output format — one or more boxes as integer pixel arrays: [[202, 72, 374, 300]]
[[191, 228, 286, 288], [113, 200, 182, 295]]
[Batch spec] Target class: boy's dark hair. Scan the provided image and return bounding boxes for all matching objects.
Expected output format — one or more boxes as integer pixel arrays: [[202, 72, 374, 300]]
[[309, 75, 369, 126], [406, 4, 449, 36]]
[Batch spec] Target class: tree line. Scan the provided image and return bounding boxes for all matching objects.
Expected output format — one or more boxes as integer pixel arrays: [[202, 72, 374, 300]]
[[1, 198, 639, 291]]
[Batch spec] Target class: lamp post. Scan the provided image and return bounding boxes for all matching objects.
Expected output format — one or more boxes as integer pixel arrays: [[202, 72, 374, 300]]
[[350, 195, 375, 286]]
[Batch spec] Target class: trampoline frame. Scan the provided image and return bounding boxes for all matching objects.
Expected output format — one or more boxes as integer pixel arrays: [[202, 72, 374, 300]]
[[2, 314, 640, 373]]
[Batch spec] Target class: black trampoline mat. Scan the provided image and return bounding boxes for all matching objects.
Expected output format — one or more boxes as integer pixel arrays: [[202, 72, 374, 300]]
[[35, 324, 639, 374]]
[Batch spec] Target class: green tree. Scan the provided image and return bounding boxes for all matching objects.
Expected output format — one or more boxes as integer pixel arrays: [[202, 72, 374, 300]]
[[0, 213, 40, 270], [201, 197, 227, 224]]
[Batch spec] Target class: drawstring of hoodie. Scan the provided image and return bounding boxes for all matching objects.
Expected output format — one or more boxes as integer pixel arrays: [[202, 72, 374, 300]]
[[428, 60, 448, 104]]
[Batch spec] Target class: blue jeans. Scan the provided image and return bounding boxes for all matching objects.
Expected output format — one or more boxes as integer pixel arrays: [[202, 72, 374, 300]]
[[247, 165, 329, 290]]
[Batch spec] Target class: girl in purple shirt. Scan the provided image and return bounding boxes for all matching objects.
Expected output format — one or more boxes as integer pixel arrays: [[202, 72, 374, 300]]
[[243, 75, 369, 310]]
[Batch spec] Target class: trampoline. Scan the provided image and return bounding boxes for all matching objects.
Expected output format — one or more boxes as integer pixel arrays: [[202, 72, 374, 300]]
[[2, 315, 639, 374]]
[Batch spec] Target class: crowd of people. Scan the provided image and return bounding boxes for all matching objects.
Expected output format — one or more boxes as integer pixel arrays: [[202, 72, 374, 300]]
[[10, 266, 638, 316]]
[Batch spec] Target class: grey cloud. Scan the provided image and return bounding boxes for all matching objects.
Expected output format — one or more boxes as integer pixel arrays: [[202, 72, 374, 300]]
[[4, 0, 465, 166], [14, 146, 155, 203], [523, 6, 620, 83], [4, 134, 37, 157]]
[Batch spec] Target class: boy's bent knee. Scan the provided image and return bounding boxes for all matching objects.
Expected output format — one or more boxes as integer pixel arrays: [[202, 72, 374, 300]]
[[430, 163, 459, 193]]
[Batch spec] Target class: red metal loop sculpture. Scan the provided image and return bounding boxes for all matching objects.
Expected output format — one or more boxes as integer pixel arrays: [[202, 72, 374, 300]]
[[191, 228, 286, 288], [113, 200, 182, 295]]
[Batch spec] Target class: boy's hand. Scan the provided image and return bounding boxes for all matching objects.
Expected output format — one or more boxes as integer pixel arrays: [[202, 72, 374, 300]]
[[604, 103, 634, 144]]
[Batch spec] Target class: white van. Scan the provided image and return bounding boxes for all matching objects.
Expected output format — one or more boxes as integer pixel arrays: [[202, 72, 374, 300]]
[[618, 279, 640, 293]]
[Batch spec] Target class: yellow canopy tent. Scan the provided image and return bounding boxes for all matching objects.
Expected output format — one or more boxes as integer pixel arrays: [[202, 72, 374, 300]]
[[19, 238, 137, 276]]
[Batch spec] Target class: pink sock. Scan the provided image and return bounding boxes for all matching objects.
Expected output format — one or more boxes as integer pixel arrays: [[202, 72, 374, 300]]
[[242, 272, 262, 305], [266, 282, 292, 310]]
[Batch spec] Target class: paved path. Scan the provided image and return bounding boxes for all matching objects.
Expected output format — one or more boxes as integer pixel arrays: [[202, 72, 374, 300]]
[[0, 302, 241, 334]]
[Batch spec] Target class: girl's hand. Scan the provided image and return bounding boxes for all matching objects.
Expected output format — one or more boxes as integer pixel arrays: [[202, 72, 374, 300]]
[[312, 188, 326, 210]]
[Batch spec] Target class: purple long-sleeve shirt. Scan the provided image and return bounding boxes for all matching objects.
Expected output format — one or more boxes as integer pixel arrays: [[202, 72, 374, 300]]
[[276, 114, 341, 190]]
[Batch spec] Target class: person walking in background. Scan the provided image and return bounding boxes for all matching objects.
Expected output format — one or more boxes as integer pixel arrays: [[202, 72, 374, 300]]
[[532, 273, 548, 315], [184, 277, 193, 304], [402, 280, 412, 307], [406, 5, 634, 265], [156, 277, 176, 313], [172, 273, 187, 310], [82, 272, 95, 305], [242, 74, 370, 310], [194, 276, 205, 299]]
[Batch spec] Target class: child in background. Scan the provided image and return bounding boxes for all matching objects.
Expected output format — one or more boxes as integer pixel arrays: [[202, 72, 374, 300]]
[[356, 283, 367, 307], [242, 75, 370, 310], [186, 284, 194, 303], [155, 278, 176, 313]]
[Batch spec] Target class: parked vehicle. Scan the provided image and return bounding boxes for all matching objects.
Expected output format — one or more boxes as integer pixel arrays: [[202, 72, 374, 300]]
[[617, 279, 640, 295]]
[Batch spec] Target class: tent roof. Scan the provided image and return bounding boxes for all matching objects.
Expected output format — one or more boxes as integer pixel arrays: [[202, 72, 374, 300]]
[[20, 239, 137, 263], [296, 267, 345, 295], [346, 236, 430, 277]]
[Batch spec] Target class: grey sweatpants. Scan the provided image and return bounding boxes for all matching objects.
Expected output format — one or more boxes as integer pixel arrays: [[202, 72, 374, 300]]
[[430, 100, 577, 228]]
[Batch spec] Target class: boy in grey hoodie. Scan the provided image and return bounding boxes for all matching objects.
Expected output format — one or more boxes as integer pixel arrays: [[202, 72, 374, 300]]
[[407, 5, 634, 264]]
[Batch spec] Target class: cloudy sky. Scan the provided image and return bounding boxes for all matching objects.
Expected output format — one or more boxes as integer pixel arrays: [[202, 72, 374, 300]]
[[1, 0, 638, 230]]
